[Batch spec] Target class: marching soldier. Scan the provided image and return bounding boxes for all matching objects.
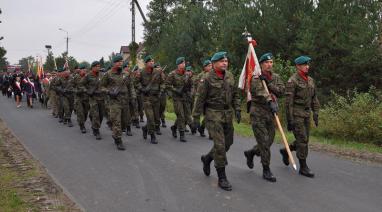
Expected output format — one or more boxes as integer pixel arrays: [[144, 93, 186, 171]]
[[80, 61, 104, 140], [243, 53, 285, 182], [56, 68, 73, 126], [71, 63, 90, 133], [192, 59, 212, 137], [166, 57, 193, 142], [49, 71, 59, 117], [193, 52, 241, 191], [136, 55, 165, 144], [100, 55, 127, 150], [279, 56, 319, 178], [121, 61, 137, 136]]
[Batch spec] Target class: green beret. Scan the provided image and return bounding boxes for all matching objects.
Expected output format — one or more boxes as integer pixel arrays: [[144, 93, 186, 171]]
[[211, 51, 227, 62], [91, 61, 100, 68], [203, 60, 212, 67], [294, 56, 311, 65], [176, 57, 185, 65], [144, 55, 154, 63], [112, 55, 123, 63], [186, 66, 192, 71], [122, 61, 129, 68], [78, 63, 88, 69], [259, 53, 273, 63]]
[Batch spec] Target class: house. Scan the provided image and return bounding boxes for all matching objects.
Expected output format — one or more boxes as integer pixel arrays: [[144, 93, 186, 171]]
[[119, 42, 145, 68]]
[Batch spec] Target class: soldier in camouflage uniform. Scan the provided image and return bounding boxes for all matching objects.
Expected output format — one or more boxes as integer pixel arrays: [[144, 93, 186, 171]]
[[279, 56, 319, 178], [192, 60, 212, 137], [243, 53, 285, 182], [71, 63, 90, 133], [136, 55, 165, 144], [193, 52, 241, 191], [100, 55, 128, 150], [158, 65, 167, 128], [49, 71, 59, 118], [121, 61, 137, 136], [166, 57, 194, 142], [56, 68, 73, 126], [102, 64, 112, 130], [80, 61, 104, 140]]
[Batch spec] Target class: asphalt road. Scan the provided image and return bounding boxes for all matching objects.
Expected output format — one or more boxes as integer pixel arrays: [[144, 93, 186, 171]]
[[0, 96, 381, 212]]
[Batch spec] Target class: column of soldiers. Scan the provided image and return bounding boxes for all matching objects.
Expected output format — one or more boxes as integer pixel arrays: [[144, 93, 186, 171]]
[[43, 51, 319, 191]]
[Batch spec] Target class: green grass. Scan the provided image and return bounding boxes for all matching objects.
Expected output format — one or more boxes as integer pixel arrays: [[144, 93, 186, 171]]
[[165, 111, 382, 154]]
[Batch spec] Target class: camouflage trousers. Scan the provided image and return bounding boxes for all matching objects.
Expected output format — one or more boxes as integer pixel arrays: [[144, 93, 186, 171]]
[[137, 94, 144, 119], [173, 99, 192, 132], [159, 94, 167, 121], [121, 99, 132, 129], [89, 98, 105, 130], [109, 100, 127, 139], [291, 116, 310, 160], [59, 95, 73, 120], [50, 91, 58, 115], [249, 109, 275, 166], [143, 95, 160, 134], [75, 96, 89, 125], [205, 120, 234, 168]]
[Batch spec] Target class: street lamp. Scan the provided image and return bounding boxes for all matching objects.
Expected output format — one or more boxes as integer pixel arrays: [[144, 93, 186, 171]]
[[58, 28, 69, 55]]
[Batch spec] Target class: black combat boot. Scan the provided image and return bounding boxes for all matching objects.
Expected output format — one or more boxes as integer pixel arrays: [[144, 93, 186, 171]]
[[280, 144, 295, 166], [63, 119, 67, 125], [244, 150, 255, 169], [80, 124, 86, 134], [201, 154, 213, 176], [279, 148, 290, 166], [262, 165, 276, 182], [179, 131, 187, 142], [216, 167, 232, 191], [189, 124, 197, 135], [198, 126, 206, 137], [93, 129, 101, 140], [150, 133, 158, 144], [299, 159, 314, 178], [92, 127, 97, 136], [142, 126, 148, 139], [156, 126, 162, 135], [161, 118, 167, 128], [126, 126, 132, 136], [114, 138, 126, 151], [170, 125, 177, 138], [67, 119, 73, 127]]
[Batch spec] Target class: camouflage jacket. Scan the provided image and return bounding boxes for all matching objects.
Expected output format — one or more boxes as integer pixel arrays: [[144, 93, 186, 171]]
[[100, 68, 136, 103], [192, 69, 241, 123], [165, 69, 193, 101], [135, 68, 165, 97], [285, 72, 320, 121], [80, 72, 103, 101], [250, 72, 285, 113]]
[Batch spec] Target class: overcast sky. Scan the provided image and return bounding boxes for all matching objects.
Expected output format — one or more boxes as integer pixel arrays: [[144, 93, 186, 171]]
[[1, 0, 151, 64]]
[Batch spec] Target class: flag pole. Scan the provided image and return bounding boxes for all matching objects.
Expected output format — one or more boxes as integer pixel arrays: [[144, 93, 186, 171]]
[[242, 30, 297, 171]]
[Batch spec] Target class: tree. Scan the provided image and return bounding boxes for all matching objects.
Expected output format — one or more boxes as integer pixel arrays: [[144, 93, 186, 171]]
[[44, 51, 56, 71], [18, 56, 35, 72], [0, 47, 8, 71], [128, 41, 139, 67]]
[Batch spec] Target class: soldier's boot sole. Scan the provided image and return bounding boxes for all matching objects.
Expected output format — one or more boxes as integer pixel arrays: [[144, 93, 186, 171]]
[[279, 149, 290, 166], [244, 150, 255, 169]]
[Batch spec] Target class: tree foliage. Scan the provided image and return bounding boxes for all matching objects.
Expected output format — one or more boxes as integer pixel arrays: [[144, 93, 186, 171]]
[[144, 0, 382, 95]]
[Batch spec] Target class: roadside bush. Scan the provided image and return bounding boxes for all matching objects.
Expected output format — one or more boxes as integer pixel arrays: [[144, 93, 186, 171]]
[[314, 87, 382, 146]]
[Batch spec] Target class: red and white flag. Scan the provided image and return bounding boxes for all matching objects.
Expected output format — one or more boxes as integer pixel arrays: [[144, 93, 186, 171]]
[[238, 38, 262, 102]]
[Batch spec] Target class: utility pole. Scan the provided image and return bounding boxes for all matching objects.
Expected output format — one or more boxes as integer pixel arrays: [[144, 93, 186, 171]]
[[131, 1, 135, 43], [59, 28, 69, 55]]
